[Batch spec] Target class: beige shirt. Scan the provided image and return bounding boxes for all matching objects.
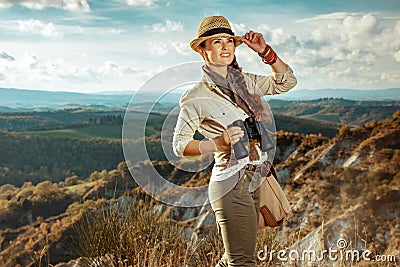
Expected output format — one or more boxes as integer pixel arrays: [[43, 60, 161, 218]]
[[173, 65, 297, 181]]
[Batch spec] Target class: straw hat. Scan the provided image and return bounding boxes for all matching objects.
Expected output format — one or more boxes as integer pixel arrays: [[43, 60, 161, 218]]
[[190, 16, 243, 52]]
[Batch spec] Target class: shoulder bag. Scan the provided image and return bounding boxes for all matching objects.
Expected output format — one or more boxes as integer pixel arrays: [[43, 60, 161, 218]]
[[258, 164, 291, 228]]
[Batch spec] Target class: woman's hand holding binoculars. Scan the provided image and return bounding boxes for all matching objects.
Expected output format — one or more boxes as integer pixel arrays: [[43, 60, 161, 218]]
[[212, 126, 244, 153]]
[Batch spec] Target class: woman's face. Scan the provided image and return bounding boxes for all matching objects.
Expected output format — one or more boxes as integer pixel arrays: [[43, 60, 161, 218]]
[[201, 36, 235, 66]]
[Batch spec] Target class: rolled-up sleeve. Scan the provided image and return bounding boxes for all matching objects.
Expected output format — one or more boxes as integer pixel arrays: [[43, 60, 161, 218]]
[[246, 66, 297, 96], [172, 92, 203, 157]]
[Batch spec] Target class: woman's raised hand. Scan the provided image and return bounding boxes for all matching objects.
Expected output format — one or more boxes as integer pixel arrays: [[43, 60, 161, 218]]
[[241, 30, 267, 54]]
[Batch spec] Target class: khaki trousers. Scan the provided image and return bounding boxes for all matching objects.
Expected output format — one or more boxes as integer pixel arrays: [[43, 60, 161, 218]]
[[209, 169, 260, 267]]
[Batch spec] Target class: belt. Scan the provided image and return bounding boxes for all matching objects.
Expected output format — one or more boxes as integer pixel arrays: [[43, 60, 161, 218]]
[[245, 164, 258, 172], [215, 163, 272, 176], [214, 163, 259, 172]]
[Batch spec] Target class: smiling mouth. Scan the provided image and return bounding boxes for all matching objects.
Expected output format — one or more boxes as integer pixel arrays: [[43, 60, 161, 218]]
[[221, 53, 231, 57]]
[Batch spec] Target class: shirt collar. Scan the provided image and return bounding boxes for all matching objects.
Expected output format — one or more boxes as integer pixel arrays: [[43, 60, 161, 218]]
[[201, 65, 218, 90]]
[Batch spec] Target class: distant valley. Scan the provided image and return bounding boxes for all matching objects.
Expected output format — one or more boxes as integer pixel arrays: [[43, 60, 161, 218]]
[[1, 87, 399, 111]]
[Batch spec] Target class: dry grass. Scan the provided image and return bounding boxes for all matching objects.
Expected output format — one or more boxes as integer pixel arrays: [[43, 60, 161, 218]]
[[72, 195, 223, 266], [71, 196, 399, 266]]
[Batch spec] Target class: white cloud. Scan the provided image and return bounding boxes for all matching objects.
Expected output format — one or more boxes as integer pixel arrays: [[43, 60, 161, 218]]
[[1, 9, 398, 92], [0, 0, 90, 12], [18, 19, 61, 37], [0, 19, 125, 38], [62, 0, 90, 12], [296, 12, 364, 23], [308, 13, 380, 50], [0, 52, 151, 91], [299, 12, 400, 53], [172, 42, 191, 56], [70, 24, 124, 37], [148, 42, 169, 56], [394, 50, 400, 62], [270, 28, 294, 46], [287, 12, 400, 87], [108, 28, 124, 35], [231, 22, 247, 34], [125, 0, 156, 7], [147, 20, 183, 32], [255, 24, 272, 40], [41, 22, 59, 37], [0, 0, 11, 8], [230, 12, 400, 90], [99, 61, 124, 77], [380, 72, 400, 84]]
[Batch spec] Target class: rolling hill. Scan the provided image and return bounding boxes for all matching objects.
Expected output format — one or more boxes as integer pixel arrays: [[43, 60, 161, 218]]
[[1, 87, 399, 110]]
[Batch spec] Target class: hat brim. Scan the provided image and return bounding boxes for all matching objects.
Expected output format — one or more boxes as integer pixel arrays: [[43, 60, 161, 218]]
[[190, 33, 243, 52]]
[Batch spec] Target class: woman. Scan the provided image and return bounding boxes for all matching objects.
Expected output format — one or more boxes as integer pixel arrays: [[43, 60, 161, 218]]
[[173, 16, 297, 266]]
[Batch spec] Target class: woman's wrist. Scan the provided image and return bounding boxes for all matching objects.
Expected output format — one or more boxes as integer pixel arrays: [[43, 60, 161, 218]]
[[258, 44, 278, 65], [257, 44, 270, 57], [194, 139, 218, 155], [210, 137, 220, 153], [183, 139, 216, 156]]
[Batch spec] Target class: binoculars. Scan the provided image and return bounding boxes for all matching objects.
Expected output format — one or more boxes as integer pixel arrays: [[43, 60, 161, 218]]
[[228, 117, 274, 160]]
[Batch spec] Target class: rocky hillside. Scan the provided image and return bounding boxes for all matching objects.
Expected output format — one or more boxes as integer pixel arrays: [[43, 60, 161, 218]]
[[0, 111, 399, 266], [278, 111, 399, 265]]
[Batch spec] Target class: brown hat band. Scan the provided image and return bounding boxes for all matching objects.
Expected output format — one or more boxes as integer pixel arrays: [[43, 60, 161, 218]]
[[199, 27, 235, 38]]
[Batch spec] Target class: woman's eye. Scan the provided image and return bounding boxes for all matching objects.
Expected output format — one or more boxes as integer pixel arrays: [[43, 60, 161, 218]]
[[228, 38, 234, 42]]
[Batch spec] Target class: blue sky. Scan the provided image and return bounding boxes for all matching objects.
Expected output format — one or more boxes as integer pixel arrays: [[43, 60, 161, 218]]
[[0, 0, 399, 92]]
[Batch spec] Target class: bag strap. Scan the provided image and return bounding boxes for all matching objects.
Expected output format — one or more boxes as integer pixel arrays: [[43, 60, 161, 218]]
[[261, 161, 280, 184], [269, 164, 278, 182]]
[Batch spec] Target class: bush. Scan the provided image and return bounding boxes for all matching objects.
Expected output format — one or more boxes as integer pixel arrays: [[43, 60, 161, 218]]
[[374, 149, 394, 163], [340, 183, 360, 199], [65, 176, 79, 186], [338, 125, 351, 138], [72, 196, 223, 266], [367, 169, 392, 184], [393, 109, 400, 119]]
